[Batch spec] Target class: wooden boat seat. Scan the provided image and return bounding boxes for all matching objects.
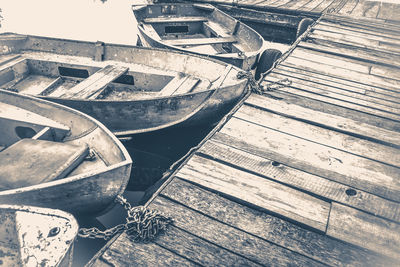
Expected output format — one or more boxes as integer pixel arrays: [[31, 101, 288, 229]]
[[158, 75, 200, 96], [0, 102, 70, 146], [143, 16, 208, 24], [0, 138, 89, 190], [61, 65, 128, 99], [164, 36, 237, 47], [141, 24, 161, 41]]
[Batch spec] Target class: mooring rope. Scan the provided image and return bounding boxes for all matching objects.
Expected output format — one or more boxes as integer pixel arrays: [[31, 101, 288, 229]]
[[78, 195, 172, 242]]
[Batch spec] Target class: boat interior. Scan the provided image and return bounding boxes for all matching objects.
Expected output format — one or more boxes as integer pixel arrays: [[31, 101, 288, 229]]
[[133, 3, 263, 56], [0, 90, 127, 191], [0, 52, 216, 101]]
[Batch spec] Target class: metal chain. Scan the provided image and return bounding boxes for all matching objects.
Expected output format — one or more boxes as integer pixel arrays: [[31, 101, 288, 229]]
[[78, 195, 172, 242]]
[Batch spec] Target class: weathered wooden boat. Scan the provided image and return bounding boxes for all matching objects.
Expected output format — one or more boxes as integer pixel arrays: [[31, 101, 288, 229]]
[[0, 204, 78, 267], [0, 89, 132, 215], [0, 33, 249, 136], [132, 2, 279, 79]]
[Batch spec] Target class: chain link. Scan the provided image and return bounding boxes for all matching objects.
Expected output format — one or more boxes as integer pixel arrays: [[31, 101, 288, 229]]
[[78, 195, 172, 242]]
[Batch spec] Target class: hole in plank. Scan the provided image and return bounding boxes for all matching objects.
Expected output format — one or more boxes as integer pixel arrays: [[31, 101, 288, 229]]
[[345, 188, 357, 196], [113, 74, 134, 85], [15, 126, 36, 139], [58, 66, 89, 78], [165, 25, 189, 34], [271, 161, 280, 167]]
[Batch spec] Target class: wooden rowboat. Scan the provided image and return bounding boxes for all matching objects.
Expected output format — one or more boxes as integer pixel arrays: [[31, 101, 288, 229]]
[[0, 33, 249, 136], [0, 89, 132, 215], [0, 205, 78, 267], [132, 2, 266, 73]]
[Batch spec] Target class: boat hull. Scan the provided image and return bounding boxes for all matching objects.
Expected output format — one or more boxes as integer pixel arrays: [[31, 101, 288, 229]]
[[0, 89, 132, 216]]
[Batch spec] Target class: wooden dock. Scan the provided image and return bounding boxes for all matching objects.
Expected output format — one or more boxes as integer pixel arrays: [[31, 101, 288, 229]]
[[182, 0, 400, 21], [87, 2, 400, 266]]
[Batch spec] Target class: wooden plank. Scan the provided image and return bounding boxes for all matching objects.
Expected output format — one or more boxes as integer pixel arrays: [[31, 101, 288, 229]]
[[177, 154, 330, 231], [298, 0, 326, 12], [0, 54, 21, 66], [172, 77, 200, 95], [150, 196, 325, 266], [309, 30, 400, 54], [245, 93, 400, 148], [164, 36, 236, 46], [276, 64, 400, 103], [291, 46, 372, 74], [377, 2, 400, 21], [300, 38, 400, 69], [318, 21, 400, 41], [266, 72, 400, 119], [235, 104, 400, 166], [216, 118, 400, 201], [349, 0, 380, 18], [203, 21, 230, 37], [143, 16, 208, 24], [314, 23, 400, 45], [310, 29, 400, 54], [278, 0, 313, 10], [337, 0, 361, 15], [141, 24, 161, 41], [154, 225, 261, 266], [370, 65, 400, 82], [62, 65, 128, 99], [198, 140, 400, 222], [93, 233, 197, 267], [161, 178, 395, 267], [311, 0, 335, 12], [258, 89, 400, 133], [327, 202, 400, 260], [272, 67, 400, 110], [282, 56, 400, 94], [263, 76, 400, 122], [158, 75, 188, 97]]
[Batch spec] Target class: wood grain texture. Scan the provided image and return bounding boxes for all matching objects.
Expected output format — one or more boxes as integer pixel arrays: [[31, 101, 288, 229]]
[[199, 140, 400, 222], [327, 202, 400, 260], [282, 50, 400, 92], [272, 66, 400, 107], [154, 225, 261, 266], [275, 64, 400, 103], [95, 233, 198, 267], [161, 178, 395, 266], [245, 94, 400, 147], [177, 154, 330, 231], [265, 73, 400, 120], [236, 103, 400, 166], [149, 196, 325, 266], [215, 118, 400, 202]]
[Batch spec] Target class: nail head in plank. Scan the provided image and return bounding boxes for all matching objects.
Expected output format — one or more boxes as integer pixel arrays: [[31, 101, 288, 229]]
[[161, 178, 394, 267], [177, 154, 330, 231], [217, 119, 400, 201], [327, 202, 400, 260], [200, 140, 400, 222], [235, 104, 400, 167]]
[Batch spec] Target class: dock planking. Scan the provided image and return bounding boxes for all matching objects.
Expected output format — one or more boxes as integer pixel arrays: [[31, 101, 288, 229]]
[[89, 2, 400, 266]]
